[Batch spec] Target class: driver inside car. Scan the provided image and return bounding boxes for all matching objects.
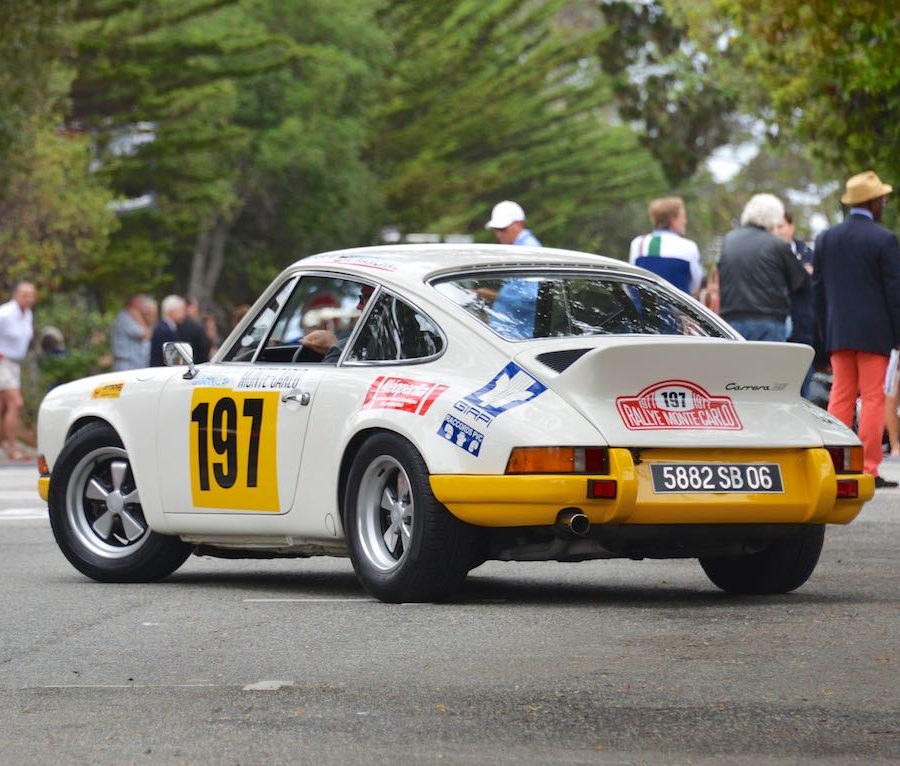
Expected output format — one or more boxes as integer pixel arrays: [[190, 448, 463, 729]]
[[300, 284, 375, 361]]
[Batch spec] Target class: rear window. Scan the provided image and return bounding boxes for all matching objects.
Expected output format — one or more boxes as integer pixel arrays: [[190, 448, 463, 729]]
[[433, 272, 729, 340]]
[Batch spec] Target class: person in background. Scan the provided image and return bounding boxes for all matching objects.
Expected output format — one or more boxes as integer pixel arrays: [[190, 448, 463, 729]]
[[150, 294, 186, 367], [485, 200, 543, 338], [774, 211, 816, 397], [485, 200, 541, 247], [629, 196, 703, 297], [230, 304, 251, 333], [718, 193, 807, 341], [0, 282, 37, 461], [201, 313, 221, 356], [813, 170, 900, 487], [179, 297, 212, 364], [111, 294, 152, 371]]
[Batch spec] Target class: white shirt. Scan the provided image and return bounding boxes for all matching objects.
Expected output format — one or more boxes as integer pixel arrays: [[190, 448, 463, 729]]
[[629, 229, 703, 295], [0, 299, 33, 361]]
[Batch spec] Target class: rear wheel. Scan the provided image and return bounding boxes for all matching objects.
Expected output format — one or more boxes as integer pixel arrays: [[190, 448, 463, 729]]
[[48, 423, 192, 582], [699, 526, 825, 594], [344, 433, 478, 602]]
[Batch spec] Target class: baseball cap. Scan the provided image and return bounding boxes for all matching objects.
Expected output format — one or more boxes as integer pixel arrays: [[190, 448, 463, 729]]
[[485, 200, 526, 229]]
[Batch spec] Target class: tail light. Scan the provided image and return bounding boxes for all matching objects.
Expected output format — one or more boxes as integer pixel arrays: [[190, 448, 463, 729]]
[[506, 447, 609, 474], [826, 446, 863, 474]]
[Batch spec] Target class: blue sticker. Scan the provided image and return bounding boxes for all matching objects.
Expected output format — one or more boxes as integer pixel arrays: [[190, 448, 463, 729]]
[[438, 415, 484, 456], [463, 362, 547, 419]]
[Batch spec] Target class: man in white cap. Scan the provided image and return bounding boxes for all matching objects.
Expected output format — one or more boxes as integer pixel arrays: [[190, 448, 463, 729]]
[[485, 200, 542, 247], [813, 170, 900, 488], [483, 201, 542, 338]]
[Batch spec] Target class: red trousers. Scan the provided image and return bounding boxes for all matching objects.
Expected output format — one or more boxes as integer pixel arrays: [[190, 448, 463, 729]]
[[828, 350, 888, 476]]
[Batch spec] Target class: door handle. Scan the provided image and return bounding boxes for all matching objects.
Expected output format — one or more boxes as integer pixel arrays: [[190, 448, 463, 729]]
[[282, 391, 311, 405]]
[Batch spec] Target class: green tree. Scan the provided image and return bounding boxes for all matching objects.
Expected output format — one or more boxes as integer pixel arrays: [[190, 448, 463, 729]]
[[597, 0, 736, 187], [0, 128, 117, 293], [214, 0, 390, 306], [667, 0, 900, 188], [0, 1, 73, 178], [68, 0, 296, 303], [371, 0, 665, 255]]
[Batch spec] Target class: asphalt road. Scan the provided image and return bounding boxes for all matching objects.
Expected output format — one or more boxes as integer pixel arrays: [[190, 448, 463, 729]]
[[1, 463, 899, 765]]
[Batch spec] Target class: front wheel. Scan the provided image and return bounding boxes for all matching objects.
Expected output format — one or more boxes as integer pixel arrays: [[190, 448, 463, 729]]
[[699, 526, 825, 594], [48, 423, 192, 582], [344, 433, 479, 603]]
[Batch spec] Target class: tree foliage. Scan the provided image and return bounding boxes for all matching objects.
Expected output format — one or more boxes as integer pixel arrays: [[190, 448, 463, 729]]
[[667, 0, 900, 186], [68, 0, 297, 303], [0, 1, 74, 178], [371, 0, 665, 254], [0, 128, 117, 293], [597, 1, 736, 187]]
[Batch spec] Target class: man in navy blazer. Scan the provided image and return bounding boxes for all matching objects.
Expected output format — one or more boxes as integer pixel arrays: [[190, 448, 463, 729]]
[[813, 170, 900, 487]]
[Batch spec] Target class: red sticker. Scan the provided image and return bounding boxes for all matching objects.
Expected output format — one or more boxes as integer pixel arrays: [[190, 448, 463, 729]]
[[362, 376, 448, 415], [616, 380, 742, 431]]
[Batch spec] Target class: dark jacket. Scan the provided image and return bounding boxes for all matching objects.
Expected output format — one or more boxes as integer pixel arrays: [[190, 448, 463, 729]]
[[718, 225, 808, 322], [813, 212, 900, 355], [149, 320, 178, 367], [177, 315, 212, 364], [788, 239, 816, 345]]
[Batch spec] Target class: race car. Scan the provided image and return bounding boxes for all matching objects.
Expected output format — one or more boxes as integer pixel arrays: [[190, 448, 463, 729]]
[[36, 245, 874, 602]]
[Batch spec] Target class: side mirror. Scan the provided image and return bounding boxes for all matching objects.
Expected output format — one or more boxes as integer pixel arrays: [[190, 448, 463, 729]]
[[163, 341, 198, 380]]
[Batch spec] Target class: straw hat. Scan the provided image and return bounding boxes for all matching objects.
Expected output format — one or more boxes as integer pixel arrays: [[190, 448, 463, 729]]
[[841, 171, 893, 205]]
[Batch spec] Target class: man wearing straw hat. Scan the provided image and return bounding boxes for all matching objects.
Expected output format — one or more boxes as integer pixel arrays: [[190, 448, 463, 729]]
[[813, 171, 900, 488]]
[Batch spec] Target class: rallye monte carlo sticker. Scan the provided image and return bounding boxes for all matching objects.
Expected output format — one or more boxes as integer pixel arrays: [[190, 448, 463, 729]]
[[189, 387, 281, 511], [438, 362, 547, 454], [616, 380, 742, 431], [362, 376, 447, 415]]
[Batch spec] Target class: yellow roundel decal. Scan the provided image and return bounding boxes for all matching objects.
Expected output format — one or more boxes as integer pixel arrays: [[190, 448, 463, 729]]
[[189, 388, 280, 512]]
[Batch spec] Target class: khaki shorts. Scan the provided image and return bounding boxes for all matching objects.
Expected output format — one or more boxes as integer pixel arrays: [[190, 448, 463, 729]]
[[0, 357, 21, 390]]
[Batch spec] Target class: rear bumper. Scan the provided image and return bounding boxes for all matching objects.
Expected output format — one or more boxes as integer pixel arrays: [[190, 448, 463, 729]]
[[429, 447, 873, 527]]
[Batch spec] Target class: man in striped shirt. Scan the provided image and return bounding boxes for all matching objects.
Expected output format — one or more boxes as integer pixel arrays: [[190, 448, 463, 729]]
[[629, 197, 703, 297]]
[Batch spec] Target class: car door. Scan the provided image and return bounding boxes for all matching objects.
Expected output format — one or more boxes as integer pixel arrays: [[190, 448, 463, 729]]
[[156, 273, 372, 518]]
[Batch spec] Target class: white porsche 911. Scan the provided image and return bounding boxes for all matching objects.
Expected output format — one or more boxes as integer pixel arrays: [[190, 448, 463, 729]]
[[37, 245, 873, 602]]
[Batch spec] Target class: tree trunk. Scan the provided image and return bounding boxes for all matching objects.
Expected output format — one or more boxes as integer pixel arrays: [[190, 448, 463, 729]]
[[188, 215, 234, 307]]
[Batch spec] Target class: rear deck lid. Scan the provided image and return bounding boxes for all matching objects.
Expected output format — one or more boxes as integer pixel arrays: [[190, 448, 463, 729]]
[[517, 337, 821, 448]]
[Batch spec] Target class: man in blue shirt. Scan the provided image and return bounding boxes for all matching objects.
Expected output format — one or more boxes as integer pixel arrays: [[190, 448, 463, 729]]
[[485, 201, 542, 338]]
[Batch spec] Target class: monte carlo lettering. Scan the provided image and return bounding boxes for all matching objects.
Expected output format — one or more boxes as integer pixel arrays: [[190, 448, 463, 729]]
[[615, 380, 742, 431]]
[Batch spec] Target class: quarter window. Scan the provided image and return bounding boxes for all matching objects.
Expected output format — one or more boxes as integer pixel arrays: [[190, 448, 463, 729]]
[[346, 294, 443, 362]]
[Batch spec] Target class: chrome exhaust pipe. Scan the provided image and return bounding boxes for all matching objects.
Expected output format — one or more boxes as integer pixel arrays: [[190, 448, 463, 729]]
[[556, 508, 590, 536]]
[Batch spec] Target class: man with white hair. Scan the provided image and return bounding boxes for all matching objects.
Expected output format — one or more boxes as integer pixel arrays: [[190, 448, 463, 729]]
[[149, 294, 186, 367], [717, 193, 808, 341]]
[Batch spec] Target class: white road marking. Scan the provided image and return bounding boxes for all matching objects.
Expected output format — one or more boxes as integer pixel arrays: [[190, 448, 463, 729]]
[[243, 680, 295, 691], [41, 683, 219, 689], [0, 490, 43, 499], [243, 597, 372, 603], [0, 508, 46, 520]]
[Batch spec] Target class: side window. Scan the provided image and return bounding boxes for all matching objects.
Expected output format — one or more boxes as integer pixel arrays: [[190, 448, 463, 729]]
[[346, 294, 443, 363], [257, 275, 371, 364], [221, 278, 297, 362]]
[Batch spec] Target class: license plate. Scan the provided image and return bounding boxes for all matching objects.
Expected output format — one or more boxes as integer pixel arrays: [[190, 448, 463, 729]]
[[650, 463, 784, 493]]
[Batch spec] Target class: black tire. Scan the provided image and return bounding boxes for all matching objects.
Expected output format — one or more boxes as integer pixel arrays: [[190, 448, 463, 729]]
[[699, 526, 825, 595], [48, 422, 192, 583], [344, 433, 479, 603]]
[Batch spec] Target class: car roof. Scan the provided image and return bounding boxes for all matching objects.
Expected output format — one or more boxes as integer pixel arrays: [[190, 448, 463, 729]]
[[294, 244, 646, 292]]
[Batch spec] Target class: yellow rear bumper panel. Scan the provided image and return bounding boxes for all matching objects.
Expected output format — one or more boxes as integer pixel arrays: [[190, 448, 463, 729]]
[[429, 447, 873, 528], [38, 476, 50, 502]]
